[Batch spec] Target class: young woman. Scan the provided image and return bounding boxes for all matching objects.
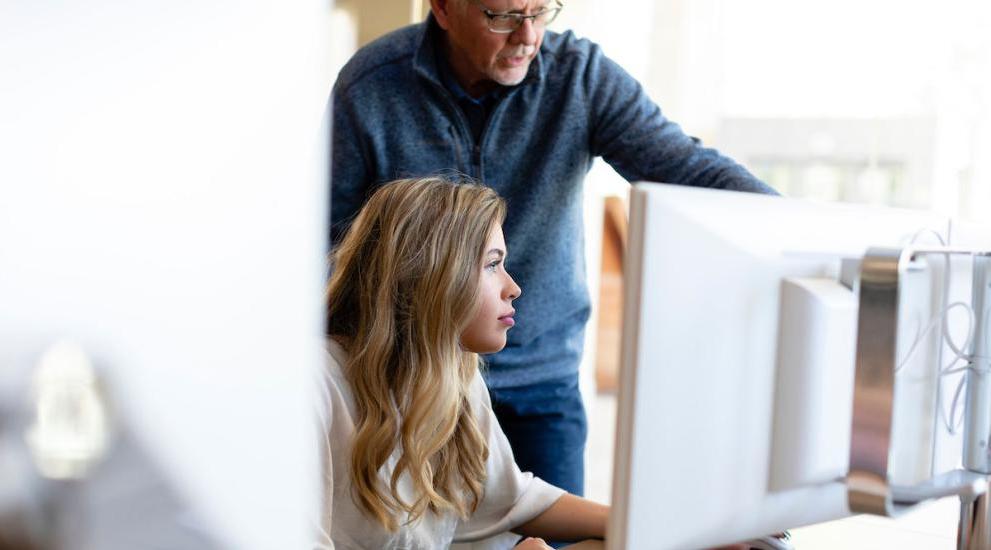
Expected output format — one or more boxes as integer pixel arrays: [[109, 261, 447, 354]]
[[317, 177, 608, 549]]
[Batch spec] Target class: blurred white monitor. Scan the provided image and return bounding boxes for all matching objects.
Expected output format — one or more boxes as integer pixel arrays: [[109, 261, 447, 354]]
[[607, 182, 965, 549], [0, 1, 330, 548]]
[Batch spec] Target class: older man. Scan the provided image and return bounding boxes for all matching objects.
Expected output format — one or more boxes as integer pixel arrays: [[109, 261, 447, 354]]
[[330, 0, 776, 497]]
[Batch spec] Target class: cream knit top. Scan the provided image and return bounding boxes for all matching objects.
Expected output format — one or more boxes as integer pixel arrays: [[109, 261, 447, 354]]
[[315, 339, 566, 549]]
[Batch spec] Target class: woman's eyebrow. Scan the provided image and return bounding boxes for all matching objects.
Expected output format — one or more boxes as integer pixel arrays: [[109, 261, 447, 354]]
[[486, 249, 505, 259]]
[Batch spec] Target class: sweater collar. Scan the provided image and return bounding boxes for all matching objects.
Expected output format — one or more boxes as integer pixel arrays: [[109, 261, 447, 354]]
[[413, 13, 545, 93]]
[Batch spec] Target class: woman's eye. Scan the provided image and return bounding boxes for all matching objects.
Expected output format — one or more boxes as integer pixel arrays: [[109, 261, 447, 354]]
[[486, 261, 500, 272]]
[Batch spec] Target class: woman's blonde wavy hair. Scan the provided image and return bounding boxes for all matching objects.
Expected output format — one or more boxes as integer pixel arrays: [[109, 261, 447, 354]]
[[326, 176, 506, 531]]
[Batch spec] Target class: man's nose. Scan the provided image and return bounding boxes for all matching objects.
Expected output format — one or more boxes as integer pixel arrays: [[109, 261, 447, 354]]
[[511, 17, 537, 45]]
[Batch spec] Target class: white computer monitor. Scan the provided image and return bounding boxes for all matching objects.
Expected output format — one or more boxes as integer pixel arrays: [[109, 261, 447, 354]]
[[607, 183, 966, 549]]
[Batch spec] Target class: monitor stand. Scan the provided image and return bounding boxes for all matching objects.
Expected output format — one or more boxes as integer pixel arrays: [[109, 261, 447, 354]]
[[848, 249, 991, 550], [958, 253, 991, 550]]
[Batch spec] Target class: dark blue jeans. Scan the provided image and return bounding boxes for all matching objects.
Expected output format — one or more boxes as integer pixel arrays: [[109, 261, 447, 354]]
[[488, 374, 588, 497]]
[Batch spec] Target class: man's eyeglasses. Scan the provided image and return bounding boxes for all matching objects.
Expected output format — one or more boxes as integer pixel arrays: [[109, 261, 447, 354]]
[[468, 0, 563, 34]]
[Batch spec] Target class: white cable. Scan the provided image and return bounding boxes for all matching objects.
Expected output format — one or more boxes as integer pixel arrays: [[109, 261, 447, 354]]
[[891, 235, 977, 434], [952, 308, 991, 433], [903, 231, 954, 438], [948, 373, 970, 434], [907, 228, 947, 247], [939, 305, 976, 434], [895, 301, 972, 373], [943, 304, 976, 362]]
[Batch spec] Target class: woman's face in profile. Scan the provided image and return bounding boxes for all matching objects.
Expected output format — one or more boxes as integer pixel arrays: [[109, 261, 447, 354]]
[[460, 224, 522, 354]]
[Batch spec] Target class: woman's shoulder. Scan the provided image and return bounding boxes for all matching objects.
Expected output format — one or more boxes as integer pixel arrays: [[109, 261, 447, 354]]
[[323, 337, 349, 377], [466, 365, 494, 411], [317, 336, 356, 417]]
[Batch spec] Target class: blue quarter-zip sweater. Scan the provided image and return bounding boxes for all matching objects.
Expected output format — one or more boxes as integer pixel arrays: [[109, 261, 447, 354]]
[[331, 16, 777, 389]]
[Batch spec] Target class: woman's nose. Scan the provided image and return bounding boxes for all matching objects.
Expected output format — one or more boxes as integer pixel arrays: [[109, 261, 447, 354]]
[[506, 276, 522, 300]]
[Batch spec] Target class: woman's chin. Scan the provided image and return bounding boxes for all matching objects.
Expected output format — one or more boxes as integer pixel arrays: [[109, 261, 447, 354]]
[[463, 337, 507, 355]]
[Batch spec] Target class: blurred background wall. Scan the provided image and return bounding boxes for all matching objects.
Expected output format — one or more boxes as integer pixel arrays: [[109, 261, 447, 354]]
[[330, 0, 990, 218]]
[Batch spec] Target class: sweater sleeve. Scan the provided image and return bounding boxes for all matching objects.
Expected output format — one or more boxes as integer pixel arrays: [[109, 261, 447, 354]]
[[584, 42, 777, 196], [453, 372, 567, 543]]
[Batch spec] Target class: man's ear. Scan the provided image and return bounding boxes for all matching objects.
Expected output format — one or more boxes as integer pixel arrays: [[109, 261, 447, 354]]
[[430, 0, 454, 31]]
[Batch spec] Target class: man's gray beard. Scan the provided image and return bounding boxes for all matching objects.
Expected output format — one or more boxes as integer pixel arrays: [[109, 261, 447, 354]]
[[493, 69, 528, 87]]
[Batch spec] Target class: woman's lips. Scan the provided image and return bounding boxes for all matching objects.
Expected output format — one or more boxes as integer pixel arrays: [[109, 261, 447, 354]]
[[499, 313, 515, 327]]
